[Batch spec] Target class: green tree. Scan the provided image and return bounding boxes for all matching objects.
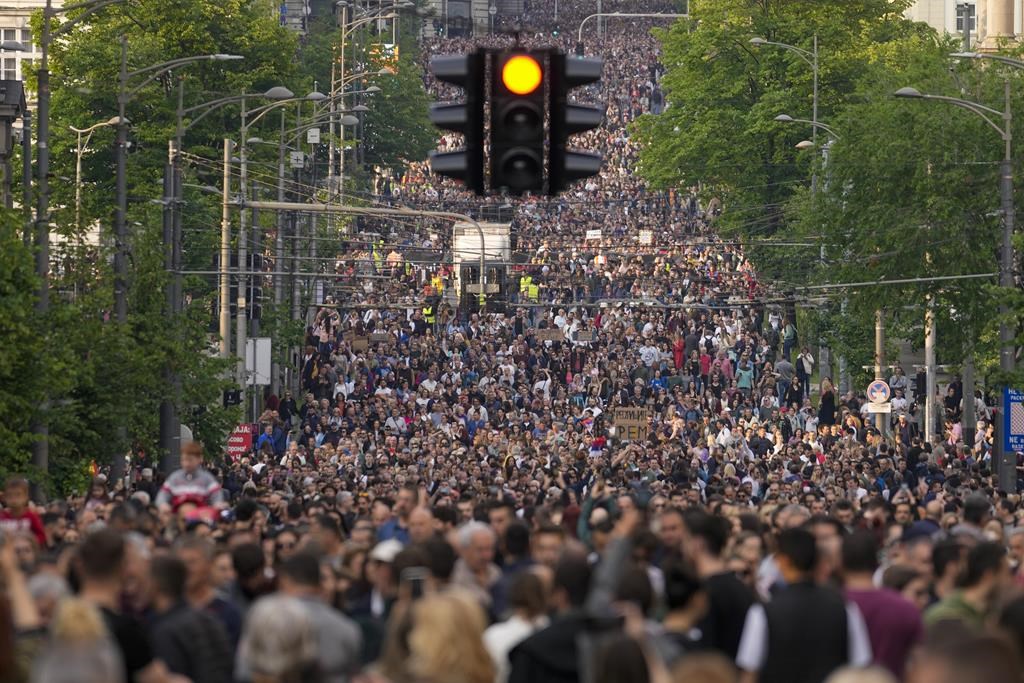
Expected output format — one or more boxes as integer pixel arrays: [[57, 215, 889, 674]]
[[20, 0, 296, 487], [633, 0, 926, 276], [788, 37, 1024, 387], [358, 22, 435, 172]]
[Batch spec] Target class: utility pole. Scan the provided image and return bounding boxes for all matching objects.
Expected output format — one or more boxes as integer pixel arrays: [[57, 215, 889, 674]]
[[963, 352, 976, 449], [31, 0, 54, 476], [236, 115, 250, 399], [874, 309, 886, 436], [924, 300, 937, 443], [219, 139, 233, 358], [272, 112, 286, 396], [114, 35, 129, 324], [997, 77, 1017, 492]]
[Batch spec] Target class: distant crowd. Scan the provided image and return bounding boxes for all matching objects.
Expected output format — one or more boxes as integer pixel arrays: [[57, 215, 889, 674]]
[[3, 1, 1023, 683]]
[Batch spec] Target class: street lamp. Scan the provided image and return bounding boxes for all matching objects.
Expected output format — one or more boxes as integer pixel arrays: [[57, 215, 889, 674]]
[[577, 12, 686, 47], [169, 85, 293, 363], [148, 84, 286, 472], [113, 37, 243, 324], [950, 51, 1024, 69], [751, 35, 819, 189], [69, 116, 123, 233], [894, 82, 1016, 490], [235, 93, 325, 395], [327, 65, 394, 195], [774, 113, 841, 140]]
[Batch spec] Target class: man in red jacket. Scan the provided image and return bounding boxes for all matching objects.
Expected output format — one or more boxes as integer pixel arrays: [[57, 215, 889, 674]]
[[0, 476, 47, 548]]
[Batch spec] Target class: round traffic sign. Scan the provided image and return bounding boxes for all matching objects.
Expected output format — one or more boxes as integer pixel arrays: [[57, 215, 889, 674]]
[[866, 379, 891, 404]]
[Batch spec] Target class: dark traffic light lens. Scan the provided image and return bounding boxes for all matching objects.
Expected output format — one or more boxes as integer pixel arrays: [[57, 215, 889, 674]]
[[499, 149, 542, 190], [500, 103, 542, 141]]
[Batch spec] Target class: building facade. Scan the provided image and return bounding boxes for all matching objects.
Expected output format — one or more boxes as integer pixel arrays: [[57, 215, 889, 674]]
[[906, 0, 1022, 48], [0, 0, 52, 87]]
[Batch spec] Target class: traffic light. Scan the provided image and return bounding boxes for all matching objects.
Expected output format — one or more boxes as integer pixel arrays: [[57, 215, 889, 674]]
[[427, 48, 604, 196], [490, 50, 548, 195], [549, 53, 604, 194], [428, 51, 485, 193]]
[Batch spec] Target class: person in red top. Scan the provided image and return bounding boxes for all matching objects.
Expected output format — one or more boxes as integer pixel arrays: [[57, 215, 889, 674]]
[[0, 476, 47, 548]]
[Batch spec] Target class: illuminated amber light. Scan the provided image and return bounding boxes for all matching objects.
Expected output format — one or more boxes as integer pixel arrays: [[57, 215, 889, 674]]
[[502, 55, 542, 95]]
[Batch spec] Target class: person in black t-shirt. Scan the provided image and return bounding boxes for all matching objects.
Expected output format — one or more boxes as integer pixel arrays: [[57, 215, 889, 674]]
[[655, 556, 710, 666], [681, 508, 757, 659], [75, 528, 185, 683]]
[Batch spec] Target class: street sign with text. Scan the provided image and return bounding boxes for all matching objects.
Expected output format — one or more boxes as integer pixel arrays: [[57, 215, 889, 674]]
[[1005, 387, 1024, 454]]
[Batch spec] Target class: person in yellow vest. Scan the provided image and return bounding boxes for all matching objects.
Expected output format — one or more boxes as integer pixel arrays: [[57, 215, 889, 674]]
[[423, 303, 435, 328], [519, 273, 532, 302], [528, 282, 540, 302]]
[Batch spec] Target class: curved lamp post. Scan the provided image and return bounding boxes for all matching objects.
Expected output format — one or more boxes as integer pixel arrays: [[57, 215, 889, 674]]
[[894, 83, 1016, 489]]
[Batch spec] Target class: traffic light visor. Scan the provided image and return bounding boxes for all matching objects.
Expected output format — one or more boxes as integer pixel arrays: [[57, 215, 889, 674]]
[[502, 55, 543, 95]]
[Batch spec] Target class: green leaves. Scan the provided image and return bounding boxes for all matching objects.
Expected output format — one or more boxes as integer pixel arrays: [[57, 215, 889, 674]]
[[10, 0, 304, 492], [636, 0, 1024, 387]]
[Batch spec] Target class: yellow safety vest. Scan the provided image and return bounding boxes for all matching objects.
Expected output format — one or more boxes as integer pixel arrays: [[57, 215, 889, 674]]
[[528, 283, 540, 301], [423, 306, 435, 324], [520, 275, 532, 293]]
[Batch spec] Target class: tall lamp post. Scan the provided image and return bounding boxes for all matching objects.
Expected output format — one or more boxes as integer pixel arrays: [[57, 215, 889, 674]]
[[577, 12, 686, 50], [114, 36, 242, 324], [69, 116, 122, 233], [236, 93, 326, 410], [107, 40, 241, 480], [331, 0, 404, 196], [894, 83, 1016, 491], [751, 35, 819, 191], [154, 86, 292, 472], [33, 0, 126, 476]]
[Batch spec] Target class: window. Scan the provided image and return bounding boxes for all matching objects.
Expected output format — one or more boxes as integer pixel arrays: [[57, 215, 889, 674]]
[[20, 29, 31, 51], [956, 3, 976, 32], [2, 29, 14, 42], [2, 57, 16, 80]]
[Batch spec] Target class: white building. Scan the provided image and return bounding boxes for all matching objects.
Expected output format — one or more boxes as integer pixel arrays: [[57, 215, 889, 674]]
[[907, 0, 1022, 48], [0, 0, 51, 86]]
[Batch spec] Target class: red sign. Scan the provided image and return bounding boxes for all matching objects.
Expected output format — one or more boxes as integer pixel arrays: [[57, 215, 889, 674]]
[[226, 423, 254, 460]]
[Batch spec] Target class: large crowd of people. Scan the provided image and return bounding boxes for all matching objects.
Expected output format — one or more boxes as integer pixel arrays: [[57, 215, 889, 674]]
[[4, 1, 1024, 683]]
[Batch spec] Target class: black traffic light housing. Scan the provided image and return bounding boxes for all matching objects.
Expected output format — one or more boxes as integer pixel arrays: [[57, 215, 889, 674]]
[[549, 53, 604, 194], [490, 50, 548, 195], [428, 52, 485, 193], [427, 48, 603, 197]]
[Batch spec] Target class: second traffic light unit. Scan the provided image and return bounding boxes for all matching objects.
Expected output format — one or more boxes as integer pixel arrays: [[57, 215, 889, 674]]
[[429, 48, 603, 197]]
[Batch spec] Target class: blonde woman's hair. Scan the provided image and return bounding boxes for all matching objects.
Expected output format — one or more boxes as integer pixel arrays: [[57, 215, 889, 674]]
[[824, 666, 898, 683], [408, 590, 496, 683], [50, 597, 107, 643], [32, 598, 124, 683]]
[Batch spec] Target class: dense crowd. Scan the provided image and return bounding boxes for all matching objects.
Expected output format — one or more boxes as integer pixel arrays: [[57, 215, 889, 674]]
[[5, 1, 1024, 683]]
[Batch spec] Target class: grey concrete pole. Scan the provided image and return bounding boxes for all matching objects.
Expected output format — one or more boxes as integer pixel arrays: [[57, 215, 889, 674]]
[[31, 2, 52, 475], [874, 309, 886, 436], [114, 35, 129, 324], [220, 139, 233, 358], [997, 77, 1017, 491], [925, 300, 936, 443], [237, 128, 249, 396]]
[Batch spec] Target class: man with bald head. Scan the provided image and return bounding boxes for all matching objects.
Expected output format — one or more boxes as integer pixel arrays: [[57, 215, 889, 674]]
[[408, 507, 437, 544]]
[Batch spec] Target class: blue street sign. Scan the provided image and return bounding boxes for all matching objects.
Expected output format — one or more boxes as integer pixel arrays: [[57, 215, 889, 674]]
[[1005, 388, 1024, 454]]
